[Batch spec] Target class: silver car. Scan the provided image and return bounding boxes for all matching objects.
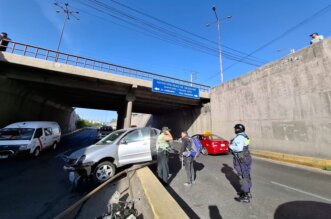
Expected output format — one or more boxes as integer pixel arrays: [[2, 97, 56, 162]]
[[64, 127, 160, 184]]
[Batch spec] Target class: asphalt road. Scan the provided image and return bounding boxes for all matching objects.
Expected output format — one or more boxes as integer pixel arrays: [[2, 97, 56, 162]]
[[166, 145, 331, 219], [0, 128, 99, 219]]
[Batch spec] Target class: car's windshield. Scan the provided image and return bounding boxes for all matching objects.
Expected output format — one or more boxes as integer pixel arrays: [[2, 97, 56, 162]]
[[208, 135, 224, 141], [96, 130, 126, 145], [0, 128, 35, 141]]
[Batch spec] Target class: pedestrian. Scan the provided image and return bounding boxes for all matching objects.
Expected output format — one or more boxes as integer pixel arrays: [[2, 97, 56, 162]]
[[310, 32, 324, 45], [156, 127, 173, 186], [0, 32, 11, 52], [180, 131, 195, 187], [229, 124, 252, 203]]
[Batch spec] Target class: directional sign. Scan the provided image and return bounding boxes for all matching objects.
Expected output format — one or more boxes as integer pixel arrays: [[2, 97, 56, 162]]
[[152, 79, 200, 99]]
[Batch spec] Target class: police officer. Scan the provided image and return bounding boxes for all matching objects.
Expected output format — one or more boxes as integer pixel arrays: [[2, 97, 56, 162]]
[[157, 127, 173, 185], [229, 124, 252, 203]]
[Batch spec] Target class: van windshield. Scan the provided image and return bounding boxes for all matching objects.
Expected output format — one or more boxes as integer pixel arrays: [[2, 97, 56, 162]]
[[96, 130, 126, 145], [0, 128, 35, 141]]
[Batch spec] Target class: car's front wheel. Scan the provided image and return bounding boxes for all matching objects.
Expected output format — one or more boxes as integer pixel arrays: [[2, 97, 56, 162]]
[[52, 142, 58, 150], [93, 161, 116, 183], [32, 147, 40, 157], [202, 147, 208, 155]]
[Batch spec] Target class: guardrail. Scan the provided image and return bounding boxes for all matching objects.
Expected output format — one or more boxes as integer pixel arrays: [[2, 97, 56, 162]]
[[1, 41, 211, 92]]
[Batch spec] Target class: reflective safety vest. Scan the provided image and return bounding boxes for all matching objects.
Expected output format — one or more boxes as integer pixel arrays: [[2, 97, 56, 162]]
[[157, 133, 170, 151], [238, 133, 250, 151]]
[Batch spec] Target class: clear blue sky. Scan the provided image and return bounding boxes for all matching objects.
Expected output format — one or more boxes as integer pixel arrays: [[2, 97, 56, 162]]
[[1, 0, 331, 122]]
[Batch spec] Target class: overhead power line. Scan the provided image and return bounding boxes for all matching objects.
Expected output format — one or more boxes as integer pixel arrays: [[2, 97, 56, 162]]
[[76, 0, 264, 67]]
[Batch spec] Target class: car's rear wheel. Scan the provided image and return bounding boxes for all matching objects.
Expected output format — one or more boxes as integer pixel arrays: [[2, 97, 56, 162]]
[[93, 161, 116, 183], [52, 142, 57, 150]]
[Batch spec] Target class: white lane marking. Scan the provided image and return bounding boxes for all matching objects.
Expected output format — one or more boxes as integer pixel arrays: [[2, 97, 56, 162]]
[[271, 181, 331, 203]]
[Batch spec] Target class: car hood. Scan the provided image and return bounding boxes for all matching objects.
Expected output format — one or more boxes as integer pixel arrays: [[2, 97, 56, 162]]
[[68, 143, 112, 159]]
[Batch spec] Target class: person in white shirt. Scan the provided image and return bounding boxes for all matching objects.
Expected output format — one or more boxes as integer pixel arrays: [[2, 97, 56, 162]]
[[310, 32, 324, 44]]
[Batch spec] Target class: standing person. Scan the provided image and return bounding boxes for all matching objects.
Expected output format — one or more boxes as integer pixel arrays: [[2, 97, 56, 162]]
[[229, 124, 252, 203], [310, 32, 324, 44], [157, 127, 173, 185], [0, 32, 11, 52], [180, 131, 195, 187]]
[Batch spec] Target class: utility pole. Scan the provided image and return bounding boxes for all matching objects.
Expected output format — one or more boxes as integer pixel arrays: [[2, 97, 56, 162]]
[[208, 6, 231, 84], [54, 2, 79, 61]]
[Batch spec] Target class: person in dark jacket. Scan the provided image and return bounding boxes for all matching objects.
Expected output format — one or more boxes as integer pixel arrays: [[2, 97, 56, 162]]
[[0, 32, 11, 52], [180, 131, 195, 186]]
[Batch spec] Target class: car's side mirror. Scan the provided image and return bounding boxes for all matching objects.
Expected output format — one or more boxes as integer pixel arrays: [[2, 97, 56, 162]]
[[121, 139, 128, 145]]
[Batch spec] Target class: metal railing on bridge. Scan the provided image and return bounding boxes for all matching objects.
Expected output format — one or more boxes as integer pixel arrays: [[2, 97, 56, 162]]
[[1, 41, 211, 92]]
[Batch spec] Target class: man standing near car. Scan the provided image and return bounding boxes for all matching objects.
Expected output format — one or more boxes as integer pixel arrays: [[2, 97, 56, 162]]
[[180, 131, 195, 186], [229, 124, 252, 203], [157, 127, 173, 185]]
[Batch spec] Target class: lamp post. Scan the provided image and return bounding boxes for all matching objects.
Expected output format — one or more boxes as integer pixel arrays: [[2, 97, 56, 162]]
[[54, 2, 79, 61], [208, 6, 232, 84]]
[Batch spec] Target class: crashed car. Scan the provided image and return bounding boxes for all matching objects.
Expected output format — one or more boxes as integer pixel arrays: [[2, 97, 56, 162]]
[[63, 127, 160, 184]]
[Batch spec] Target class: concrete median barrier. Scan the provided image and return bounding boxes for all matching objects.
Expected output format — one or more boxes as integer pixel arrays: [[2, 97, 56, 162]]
[[251, 150, 331, 170], [135, 167, 189, 219]]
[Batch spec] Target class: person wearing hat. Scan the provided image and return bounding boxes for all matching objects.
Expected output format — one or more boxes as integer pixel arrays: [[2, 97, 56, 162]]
[[229, 124, 252, 203], [310, 32, 324, 45], [0, 32, 11, 52], [156, 127, 173, 185]]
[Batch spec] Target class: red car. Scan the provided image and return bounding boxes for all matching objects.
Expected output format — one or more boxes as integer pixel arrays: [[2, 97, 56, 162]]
[[192, 134, 229, 155]]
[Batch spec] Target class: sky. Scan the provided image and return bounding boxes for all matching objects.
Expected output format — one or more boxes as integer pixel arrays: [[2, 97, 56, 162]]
[[1, 0, 331, 122]]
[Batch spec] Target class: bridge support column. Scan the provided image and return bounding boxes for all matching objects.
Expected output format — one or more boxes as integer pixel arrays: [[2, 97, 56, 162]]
[[124, 93, 136, 129], [116, 109, 125, 130]]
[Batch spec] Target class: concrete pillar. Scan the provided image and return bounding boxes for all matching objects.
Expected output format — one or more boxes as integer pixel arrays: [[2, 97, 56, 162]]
[[124, 93, 136, 129], [116, 109, 125, 130]]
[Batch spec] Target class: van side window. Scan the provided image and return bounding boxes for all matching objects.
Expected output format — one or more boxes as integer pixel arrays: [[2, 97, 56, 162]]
[[34, 128, 43, 139], [53, 127, 60, 135], [44, 128, 53, 136]]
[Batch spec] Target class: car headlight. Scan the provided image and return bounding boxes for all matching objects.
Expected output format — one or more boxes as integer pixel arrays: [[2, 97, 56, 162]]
[[18, 145, 28, 150], [76, 155, 86, 165]]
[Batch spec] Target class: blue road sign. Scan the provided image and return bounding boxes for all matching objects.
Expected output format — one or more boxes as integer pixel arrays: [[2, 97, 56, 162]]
[[152, 79, 200, 99]]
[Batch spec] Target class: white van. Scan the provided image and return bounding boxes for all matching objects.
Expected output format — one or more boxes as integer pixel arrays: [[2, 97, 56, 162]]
[[0, 121, 61, 159]]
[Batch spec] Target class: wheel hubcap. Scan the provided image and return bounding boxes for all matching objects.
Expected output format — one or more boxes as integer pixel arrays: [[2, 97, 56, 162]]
[[96, 165, 112, 181]]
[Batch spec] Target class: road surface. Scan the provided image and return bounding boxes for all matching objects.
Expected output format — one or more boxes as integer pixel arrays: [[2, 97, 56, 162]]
[[0, 128, 99, 219], [166, 146, 331, 219]]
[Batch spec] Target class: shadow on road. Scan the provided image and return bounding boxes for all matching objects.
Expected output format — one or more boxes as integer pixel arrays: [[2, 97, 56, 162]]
[[166, 186, 200, 219], [208, 205, 223, 219], [274, 201, 331, 219], [221, 163, 241, 194]]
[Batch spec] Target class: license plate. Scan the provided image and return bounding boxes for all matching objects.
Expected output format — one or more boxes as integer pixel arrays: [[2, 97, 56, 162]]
[[0, 155, 9, 159], [69, 171, 76, 183]]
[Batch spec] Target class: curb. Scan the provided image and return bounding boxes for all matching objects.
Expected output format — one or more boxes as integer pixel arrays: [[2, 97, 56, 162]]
[[251, 150, 331, 170], [62, 128, 85, 137], [136, 167, 189, 219]]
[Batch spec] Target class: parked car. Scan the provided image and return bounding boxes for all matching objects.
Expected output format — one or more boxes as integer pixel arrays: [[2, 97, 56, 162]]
[[0, 121, 61, 159], [64, 127, 160, 184], [192, 134, 229, 155], [97, 125, 114, 140]]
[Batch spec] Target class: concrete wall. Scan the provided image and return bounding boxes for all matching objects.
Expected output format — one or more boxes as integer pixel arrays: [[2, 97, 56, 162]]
[[0, 78, 78, 133], [149, 104, 212, 139], [211, 38, 331, 159]]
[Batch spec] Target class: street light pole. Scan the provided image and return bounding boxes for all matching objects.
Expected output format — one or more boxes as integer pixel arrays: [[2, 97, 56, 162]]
[[212, 5, 224, 84], [54, 2, 79, 61]]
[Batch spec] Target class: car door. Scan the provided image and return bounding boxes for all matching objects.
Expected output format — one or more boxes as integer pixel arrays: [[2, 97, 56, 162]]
[[43, 127, 53, 147], [118, 128, 152, 166], [33, 128, 46, 150]]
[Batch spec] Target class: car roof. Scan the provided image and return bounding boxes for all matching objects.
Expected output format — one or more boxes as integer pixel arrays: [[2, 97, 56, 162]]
[[116, 127, 160, 132], [4, 121, 59, 129]]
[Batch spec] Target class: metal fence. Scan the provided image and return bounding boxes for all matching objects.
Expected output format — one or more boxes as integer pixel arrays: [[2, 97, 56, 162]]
[[1, 41, 211, 92]]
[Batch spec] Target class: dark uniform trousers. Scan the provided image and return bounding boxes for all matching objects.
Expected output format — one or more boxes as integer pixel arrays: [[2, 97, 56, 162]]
[[233, 150, 252, 193], [157, 150, 169, 183]]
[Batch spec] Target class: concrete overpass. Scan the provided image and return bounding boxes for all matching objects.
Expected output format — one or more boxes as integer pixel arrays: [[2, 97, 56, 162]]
[[0, 42, 210, 130]]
